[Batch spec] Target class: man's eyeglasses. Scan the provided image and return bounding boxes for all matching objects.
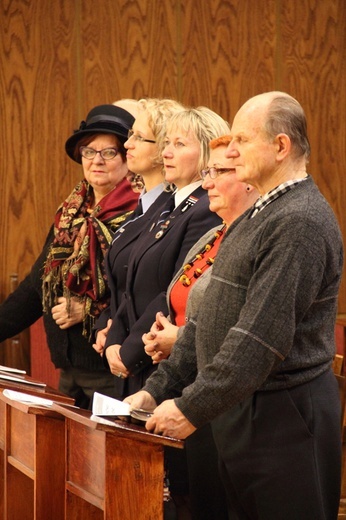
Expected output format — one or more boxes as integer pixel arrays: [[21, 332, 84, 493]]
[[127, 129, 156, 144], [80, 147, 118, 160], [200, 167, 234, 180]]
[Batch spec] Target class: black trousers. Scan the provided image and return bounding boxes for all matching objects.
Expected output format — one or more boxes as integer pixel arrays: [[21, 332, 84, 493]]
[[59, 366, 119, 409], [186, 423, 230, 519], [212, 369, 342, 520]]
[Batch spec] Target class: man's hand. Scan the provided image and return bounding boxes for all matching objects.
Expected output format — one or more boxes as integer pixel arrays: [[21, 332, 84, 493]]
[[51, 297, 84, 329], [145, 399, 196, 439]]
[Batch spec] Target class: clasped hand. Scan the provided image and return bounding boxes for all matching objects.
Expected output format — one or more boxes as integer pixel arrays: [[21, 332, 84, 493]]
[[104, 342, 129, 378], [142, 312, 179, 364], [92, 320, 129, 377]]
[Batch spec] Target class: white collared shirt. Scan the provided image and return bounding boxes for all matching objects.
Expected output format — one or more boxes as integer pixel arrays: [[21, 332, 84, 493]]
[[174, 180, 202, 208]]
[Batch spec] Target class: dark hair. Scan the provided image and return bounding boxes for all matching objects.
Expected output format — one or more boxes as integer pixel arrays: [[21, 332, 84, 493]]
[[264, 95, 310, 161], [73, 133, 126, 162]]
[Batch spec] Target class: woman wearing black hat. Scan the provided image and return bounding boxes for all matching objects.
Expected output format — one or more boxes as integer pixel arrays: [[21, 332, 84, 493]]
[[0, 104, 138, 408]]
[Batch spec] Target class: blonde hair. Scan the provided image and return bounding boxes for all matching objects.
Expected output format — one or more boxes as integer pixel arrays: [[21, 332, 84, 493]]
[[165, 107, 230, 172], [136, 98, 185, 166]]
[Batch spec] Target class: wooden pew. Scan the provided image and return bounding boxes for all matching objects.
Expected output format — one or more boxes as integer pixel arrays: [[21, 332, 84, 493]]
[[53, 404, 184, 520], [0, 378, 74, 519]]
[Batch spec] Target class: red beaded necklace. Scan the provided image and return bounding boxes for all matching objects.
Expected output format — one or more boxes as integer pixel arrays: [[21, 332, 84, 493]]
[[179, 223, 226, 287]]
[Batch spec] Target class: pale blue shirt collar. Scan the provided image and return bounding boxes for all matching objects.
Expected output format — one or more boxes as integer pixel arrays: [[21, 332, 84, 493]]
[[174, 180, 202, 208], [140, 183, 166, 213]]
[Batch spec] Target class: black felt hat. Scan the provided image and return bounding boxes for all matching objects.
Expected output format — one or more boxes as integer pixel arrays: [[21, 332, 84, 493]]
[[65, 104, 135, 163]]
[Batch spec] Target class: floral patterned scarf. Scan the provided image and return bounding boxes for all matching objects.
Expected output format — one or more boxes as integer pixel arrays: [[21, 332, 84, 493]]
[[42, 178, 138, 335]]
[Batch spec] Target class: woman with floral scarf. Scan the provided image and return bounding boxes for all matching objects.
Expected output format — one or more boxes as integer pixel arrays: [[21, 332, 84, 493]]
[[0, 103, 138, 408]]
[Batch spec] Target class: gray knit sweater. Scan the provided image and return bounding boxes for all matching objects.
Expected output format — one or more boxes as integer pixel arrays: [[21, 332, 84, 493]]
[[143, 176, 344, 429]]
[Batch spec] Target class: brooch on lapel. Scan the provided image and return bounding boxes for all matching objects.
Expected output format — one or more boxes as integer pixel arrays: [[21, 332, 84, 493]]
[[155, 219, 171, 239], [181, 195, 198, 212], [152, 194, 199, 239]]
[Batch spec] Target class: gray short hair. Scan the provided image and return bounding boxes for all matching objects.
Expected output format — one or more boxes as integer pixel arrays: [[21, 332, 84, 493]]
[[264, 94, 310, 162]]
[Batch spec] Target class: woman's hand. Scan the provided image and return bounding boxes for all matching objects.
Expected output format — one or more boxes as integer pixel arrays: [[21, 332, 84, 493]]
[[51, 296, 84, 329], [105, 343, 130, 379], [142, 312, 179, 364], [93, 319, 112, 356]]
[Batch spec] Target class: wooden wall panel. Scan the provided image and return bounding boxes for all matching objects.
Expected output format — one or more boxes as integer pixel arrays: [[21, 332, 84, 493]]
[[0, 0, 80, 368], [0, 0, 345, 371], [0, 0, 80, 285], [73, 0, 179, 116], [280, 0, 346, 309], [179, 0, 277, 119]]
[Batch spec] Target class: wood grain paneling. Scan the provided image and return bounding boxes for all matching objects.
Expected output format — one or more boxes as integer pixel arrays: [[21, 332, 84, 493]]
[[0, 0, 345, 372], [179, 0, 277, 119], [280, 0, 346, 307], [77, 0, 179, 111], [0, 0, 80, 282]]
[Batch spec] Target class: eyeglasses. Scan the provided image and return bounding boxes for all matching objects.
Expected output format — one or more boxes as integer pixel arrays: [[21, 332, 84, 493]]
[[80, 146, 118, 160], [127, 129, 156, 144], [200, 167, 234, 180]]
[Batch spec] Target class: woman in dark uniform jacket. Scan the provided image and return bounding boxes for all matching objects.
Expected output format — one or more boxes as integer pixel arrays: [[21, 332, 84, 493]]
[[95, 107, 229, 515], [142, 135, 259, 520], [93, 98, 184, 341], [100, 107, 230, 396]]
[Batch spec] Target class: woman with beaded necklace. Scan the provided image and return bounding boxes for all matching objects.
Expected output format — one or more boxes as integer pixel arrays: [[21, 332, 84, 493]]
[[141, 134, 259, 520]]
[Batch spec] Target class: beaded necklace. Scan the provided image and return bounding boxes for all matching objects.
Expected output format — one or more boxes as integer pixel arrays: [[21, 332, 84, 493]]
[[179, 223, 226, 286]]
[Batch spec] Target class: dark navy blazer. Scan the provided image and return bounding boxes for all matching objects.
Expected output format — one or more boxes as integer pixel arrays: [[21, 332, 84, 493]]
[[95, 190, 172, 330], [104, 185, 222, 397]]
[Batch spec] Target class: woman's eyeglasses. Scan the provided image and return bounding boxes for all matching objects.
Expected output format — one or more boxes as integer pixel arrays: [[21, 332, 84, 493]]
[[127, 129, 156, 144], [80, 147, 118, 160], [200, 167, 234, 180]]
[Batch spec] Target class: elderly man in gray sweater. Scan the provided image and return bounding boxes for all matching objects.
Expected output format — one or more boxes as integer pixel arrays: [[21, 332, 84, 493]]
[[126, 92, 343, 520]]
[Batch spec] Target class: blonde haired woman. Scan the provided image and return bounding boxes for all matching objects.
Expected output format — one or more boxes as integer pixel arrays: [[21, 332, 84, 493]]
[[100, 106, 230, 516], [94, 97, 184, 357]]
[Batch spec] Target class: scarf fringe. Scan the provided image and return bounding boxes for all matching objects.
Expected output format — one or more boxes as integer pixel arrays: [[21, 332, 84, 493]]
[[42, 262, 95, 339]]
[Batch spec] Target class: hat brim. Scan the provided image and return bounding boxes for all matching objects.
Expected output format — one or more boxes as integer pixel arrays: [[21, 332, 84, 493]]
[[65, 126, 129, 164]]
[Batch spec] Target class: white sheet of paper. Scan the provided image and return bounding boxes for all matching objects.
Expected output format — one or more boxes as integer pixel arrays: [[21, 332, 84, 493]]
[[92, 392, 130, 416], [0, 364, 26, 374], [2, 389, 53, 407], [0, 371, 46, 387]]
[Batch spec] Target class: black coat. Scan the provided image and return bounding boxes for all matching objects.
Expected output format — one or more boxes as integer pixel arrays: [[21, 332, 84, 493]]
[[94, 191, 172, 331], [104, 186, 222, 397], [0, 226, 102, 370]]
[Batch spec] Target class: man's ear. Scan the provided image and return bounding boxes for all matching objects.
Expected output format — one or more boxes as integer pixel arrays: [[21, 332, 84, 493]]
[[274, 133, 291, 161]]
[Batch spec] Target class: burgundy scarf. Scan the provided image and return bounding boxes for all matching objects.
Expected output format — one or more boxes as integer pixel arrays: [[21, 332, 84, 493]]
[[42, 178, 138, 334]]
